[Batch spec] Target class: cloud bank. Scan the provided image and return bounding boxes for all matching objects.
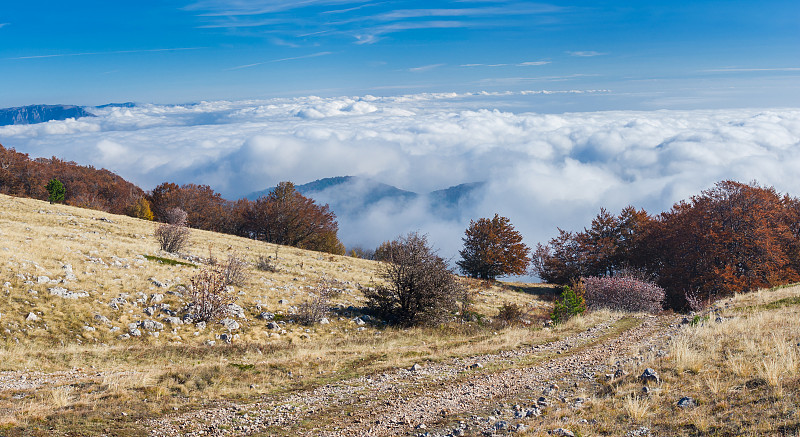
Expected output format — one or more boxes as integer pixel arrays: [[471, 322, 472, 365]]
[[2, 92, 799, 269]]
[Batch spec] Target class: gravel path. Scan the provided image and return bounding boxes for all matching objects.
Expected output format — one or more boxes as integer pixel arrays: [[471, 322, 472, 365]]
[[147, 313, 683, 436]]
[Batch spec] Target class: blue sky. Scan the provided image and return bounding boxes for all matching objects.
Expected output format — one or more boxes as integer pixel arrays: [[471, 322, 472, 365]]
[[1, 0, 799, 108]]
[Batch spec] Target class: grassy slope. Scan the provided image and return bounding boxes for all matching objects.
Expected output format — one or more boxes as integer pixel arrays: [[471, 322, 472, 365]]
[[2, 194, 799, 436], [0, 194, 553, 434]]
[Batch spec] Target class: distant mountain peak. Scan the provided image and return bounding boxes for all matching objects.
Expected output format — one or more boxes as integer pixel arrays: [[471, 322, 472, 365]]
[[0, 104, 95, 126]]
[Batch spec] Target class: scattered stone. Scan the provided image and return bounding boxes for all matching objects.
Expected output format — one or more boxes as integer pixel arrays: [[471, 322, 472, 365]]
[[319, 317, 330, 325], [83, 326, 95, 332], [353, 317, 366, 326], [163, 317, 182, 325], [109, 297, 128, 310], [525, 408, 541, 418], [62, 264, 77, 281], [410, 363, 423, 372], [226, 304, 246, 319], [150, 293, 164, 304], [195, 321, 207, 330], [219, 333, 232, 343], [26, 312, 38, 322], [627, 427, 651, 436], [715, 316, 724, 323], [49, 287, 89, 299], [257, 312, 275, 321], [205, 340, 216, 346], [37, 276, 51, 284], [677, 397, 696, 408], [220, 318, 240, 331], [493, 421, 508, 431], [278, 299, 288, 305], [641, 386, 650, 395], [543, 320, 553, 328], [537, 397, 548, 407], [149, 278, 166, 288], [469, 363, 484, 370], [614, 368, 627, 379], [94, 314, 111, 324], [141, 319, 164, 332], [639, 368, 660, 384], [144, 306, 157, 316], [266, 322, 280, 330], [551, 428, 575, 437], [681, 317, 691, 325], [117, 334, 131, 340], [129, 329, 142, 337]]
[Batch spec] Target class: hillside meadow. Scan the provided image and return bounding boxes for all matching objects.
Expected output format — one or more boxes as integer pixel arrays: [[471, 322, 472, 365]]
[[0, 194, 800, 436]]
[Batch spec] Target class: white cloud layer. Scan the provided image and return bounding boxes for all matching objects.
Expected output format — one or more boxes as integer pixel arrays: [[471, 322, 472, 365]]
[[2, 92, 799, 270]]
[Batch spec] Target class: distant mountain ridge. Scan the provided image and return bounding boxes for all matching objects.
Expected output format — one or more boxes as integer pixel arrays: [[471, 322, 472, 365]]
[[0, 104, 96, 126], [247, 176, 485, 220]]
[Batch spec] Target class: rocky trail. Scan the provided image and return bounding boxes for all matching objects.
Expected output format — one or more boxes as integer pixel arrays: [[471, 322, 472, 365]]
[[145, 313, 684, 436]]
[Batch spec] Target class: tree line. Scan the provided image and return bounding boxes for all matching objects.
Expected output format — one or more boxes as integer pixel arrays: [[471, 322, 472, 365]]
[[4, 143, 798, 311], [532, 180, 800, 310], [0, 144, 345, 255], [0, 145, 145, 215]]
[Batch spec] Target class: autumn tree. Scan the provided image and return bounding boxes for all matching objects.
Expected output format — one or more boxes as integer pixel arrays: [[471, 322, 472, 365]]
[[534, 180, 800, 311], [129, 196, 154, 220], [0, 145, 145, 214], [148, 182, 229, 232], [364, 232, 461, 326], [647, 181, 799, 309], [531, 206, 653, 285], [457, 214, 529, 280], [240, 181, 345, 254]]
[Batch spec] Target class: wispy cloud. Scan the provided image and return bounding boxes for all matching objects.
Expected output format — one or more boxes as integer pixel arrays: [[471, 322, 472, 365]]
[[409, 63, 445, 73], [460, 61, 550, 67], [567, 51, 607, 57], [0, 23, 8, 29], [518, 61, 550, 66], [227, 51, 333, 70], [6, 47, 204, 60], [702, 67, 800, 73], [188, 1, 565, 45]]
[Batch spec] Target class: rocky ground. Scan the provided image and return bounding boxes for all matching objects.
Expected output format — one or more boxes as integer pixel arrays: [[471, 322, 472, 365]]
[[144, 312, 683, 437]]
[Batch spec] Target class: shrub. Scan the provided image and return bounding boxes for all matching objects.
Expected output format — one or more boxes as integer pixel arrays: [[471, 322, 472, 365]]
[[583, 275, 664, 313], [495, 302, 528, 327], [155, 207, 190, 253], [186, 268, 237, 323], [551, 285, 586, 324], [255, 255, 278, 273], [297, 278, 338, 326], [217, 252, 248, 286], [365, 232, 461, 326]]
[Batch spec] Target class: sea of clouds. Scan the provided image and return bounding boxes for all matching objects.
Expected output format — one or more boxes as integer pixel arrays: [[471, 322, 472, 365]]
[[2, 91, 799, 271]]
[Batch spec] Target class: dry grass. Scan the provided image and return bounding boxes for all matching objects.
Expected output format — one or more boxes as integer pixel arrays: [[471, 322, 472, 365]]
[[0, 194, 575, 434], [523, 284, 800, 436], [622, 394, 651, 422]]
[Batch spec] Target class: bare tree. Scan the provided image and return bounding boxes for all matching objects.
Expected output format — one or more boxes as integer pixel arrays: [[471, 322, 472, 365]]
[[365, 232, 461, 326], [185, 268, 237, 323], [155, 207, 190, 253]]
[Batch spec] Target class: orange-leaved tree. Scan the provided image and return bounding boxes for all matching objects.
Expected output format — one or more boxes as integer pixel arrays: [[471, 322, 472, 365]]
[[457, 214, 529, 280]]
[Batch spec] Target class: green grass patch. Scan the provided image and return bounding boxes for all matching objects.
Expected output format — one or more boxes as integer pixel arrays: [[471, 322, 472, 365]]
[[229, 363, 255, 371], [143, 255, 197, 268], [761, 296, 800, 310]]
